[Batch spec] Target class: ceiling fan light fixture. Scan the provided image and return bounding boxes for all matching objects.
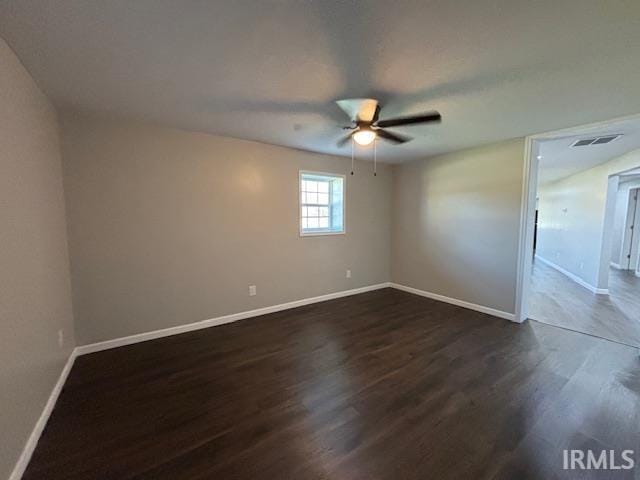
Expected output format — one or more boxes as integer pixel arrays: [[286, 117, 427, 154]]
[[335, 98, 441, 148], [353, 129, 376, 146]]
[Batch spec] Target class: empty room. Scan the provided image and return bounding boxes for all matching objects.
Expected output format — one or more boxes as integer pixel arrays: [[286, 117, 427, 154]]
[[527, 117, 640, 346], [1, 2, 640, 479]]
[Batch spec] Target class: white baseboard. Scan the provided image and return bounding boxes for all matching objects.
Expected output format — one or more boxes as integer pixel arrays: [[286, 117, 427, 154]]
[[76, 283, 391, 355], [536, 255, 608, 295], [610, 262, 623, 270], [10, 279, 517, 479], [10, 283, 390, 478], [76, 281, 522, 356], [389, 282, 517, 322], [9, 349, 78, 480]]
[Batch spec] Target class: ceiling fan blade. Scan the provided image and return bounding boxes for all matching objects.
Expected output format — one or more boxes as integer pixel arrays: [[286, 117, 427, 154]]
[[372, 104, 381, 124], [336, 133, 353, 148], [336, 98, 379, 122], [376, 111, 441, 128], [376, 129, 412, 144]]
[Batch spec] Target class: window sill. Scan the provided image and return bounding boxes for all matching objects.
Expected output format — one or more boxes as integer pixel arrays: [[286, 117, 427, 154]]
[[300, 231, 346, 237]]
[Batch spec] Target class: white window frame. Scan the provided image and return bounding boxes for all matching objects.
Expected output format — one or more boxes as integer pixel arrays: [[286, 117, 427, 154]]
[[299, 170, 346, 237]]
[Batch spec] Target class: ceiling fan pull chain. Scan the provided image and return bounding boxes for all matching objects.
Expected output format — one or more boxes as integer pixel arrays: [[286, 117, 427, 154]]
[[351, 137, 355, 175], [373, 138, 377, 176]]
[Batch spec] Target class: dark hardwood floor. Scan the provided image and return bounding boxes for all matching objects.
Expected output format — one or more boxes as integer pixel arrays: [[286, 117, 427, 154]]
[[25, 288, 640, 479]]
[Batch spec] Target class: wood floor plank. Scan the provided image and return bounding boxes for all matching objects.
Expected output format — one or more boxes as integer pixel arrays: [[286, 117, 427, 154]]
[[530, 259, 640, 347], [23, 288, 640, 479]]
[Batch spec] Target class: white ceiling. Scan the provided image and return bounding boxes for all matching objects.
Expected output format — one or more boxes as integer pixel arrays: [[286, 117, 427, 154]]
[[537, 116, 640, 184], [2, 0, 640, 163]]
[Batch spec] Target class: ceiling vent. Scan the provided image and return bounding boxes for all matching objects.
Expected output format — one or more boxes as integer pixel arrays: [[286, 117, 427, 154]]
[[571, 134, 622, 147]]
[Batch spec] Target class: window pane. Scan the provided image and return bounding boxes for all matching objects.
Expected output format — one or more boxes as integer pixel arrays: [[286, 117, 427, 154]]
[[300, 173, 344, 234]]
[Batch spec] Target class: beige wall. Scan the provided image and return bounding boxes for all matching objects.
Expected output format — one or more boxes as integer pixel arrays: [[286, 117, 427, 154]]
[[0, 39, 75, 479], [60, 112, 392, 345], [391, 139, 525, 315]]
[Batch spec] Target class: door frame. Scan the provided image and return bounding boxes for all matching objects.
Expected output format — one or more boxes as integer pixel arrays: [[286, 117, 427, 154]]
[[514, 112, 640, 322], [627, 187, 640, 270]]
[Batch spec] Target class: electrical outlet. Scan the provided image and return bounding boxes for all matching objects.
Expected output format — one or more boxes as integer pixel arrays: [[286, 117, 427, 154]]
[[57, 329, 64, 348], [346, 269, 351, 278], [249, 285, 257, 296], [579, 262, 584, 270]]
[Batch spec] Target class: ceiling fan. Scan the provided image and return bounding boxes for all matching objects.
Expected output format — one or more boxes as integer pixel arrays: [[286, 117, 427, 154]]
[[335, 98, 441, 147]]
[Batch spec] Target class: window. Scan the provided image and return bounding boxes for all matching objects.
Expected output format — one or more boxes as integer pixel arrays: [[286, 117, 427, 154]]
[[299, 171, 345, 235]]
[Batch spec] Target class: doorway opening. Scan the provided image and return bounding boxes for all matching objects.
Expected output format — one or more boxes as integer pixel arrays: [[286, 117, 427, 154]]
[[516, 114, 640, 346], [613, 186, 640, 272]]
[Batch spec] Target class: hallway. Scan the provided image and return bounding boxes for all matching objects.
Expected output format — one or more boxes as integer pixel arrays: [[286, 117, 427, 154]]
[[529, 259, 640, 347]]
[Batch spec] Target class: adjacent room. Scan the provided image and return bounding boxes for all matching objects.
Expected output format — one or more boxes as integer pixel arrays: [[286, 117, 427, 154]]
[[527, 117, 640, 346], [2, 2, 640, 479]]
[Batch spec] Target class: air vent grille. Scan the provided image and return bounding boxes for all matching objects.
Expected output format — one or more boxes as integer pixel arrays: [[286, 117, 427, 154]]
[[571, 134, 622, 147], [592, 135, 619, 144], [573, 139, 596, 147]]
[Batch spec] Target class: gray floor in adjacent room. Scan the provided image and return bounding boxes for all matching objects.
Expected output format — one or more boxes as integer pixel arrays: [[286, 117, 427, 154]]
[[529, 258, 640, 347]]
